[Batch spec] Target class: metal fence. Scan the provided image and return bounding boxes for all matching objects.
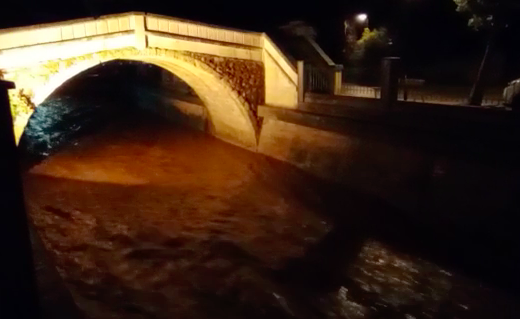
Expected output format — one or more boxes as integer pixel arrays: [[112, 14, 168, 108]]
[[305, 64, 334, 94], [341, 83, 505, 107], [398, 86, 504, 106]]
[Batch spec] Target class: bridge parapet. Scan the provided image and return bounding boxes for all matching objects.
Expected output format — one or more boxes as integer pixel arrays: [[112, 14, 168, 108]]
[[0, 13, 137, 51], [0, 13, 264, 51], [144, 14, 263, 48]]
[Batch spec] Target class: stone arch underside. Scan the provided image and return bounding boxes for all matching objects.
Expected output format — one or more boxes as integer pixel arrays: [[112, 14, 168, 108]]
[[7, 48, 261, 149]]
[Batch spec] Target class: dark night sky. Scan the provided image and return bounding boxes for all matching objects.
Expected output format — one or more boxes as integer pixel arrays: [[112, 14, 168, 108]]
[[2, 0, 520, 80]]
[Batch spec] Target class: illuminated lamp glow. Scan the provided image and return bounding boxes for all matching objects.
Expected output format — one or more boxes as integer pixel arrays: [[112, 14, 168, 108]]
[[356, 14, 368, 23]]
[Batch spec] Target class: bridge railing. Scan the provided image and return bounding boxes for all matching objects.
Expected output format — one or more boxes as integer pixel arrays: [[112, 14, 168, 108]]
[[306, 64, 333, 94], [297, 61, 342, 102]]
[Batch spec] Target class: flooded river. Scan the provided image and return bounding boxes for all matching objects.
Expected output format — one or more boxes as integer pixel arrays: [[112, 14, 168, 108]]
[[19, 61, 520, 319], [20, 111, 519, 319]]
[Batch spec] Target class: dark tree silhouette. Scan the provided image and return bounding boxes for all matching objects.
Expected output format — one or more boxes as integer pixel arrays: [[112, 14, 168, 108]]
[[454, 0, 518, 105]]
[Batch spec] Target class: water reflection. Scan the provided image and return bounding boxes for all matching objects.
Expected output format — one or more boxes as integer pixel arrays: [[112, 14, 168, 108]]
[[20, 96, 116, 158]]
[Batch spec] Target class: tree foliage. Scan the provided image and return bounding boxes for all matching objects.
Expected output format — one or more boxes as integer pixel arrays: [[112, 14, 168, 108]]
[[453, 0, 518, 105], [279, 21, 317, 39], [344, 28, 390, 85], [8, 89, 35, 118], [348, 28, 390, 65], [453, 0, 516, 30]]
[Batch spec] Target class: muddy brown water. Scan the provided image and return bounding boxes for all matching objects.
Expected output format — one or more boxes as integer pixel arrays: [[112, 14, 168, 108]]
[[22, 111, 519, 319]]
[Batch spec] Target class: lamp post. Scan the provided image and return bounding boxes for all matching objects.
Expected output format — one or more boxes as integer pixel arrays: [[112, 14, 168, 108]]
[[345, 13, 369, 34], [355, 13, 369, 28]]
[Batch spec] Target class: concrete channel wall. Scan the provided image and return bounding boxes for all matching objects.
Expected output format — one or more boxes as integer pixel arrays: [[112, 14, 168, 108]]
[[257, 102, 520, 240]]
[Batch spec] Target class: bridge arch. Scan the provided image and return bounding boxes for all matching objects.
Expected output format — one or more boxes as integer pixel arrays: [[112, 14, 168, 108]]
[[11, 48, 259, 149]]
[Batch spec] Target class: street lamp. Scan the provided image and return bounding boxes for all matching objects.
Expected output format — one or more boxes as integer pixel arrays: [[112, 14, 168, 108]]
[[344, 13, 370, 39], [356, 13, 369, 26]]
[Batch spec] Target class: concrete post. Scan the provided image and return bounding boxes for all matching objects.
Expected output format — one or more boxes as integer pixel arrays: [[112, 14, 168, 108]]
[[0, 80, 41, 318], [333, 65, 343, 95], [381, 57, 401, 109], [328, 69, 335, 95], [297, 60, 305, 103], [133, 13, 148, 50]]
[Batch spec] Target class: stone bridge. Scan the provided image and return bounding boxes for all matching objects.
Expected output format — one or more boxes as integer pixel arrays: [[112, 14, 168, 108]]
[[0, 12, 299, 148]]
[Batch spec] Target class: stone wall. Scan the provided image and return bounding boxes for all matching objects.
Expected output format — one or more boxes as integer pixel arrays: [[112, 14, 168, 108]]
[[262, 39, 299, 108], [264, 45, 298, 109], [187, 53, 264, 121], [257, 112, 520, 240], [134, 86, 207, 132]]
